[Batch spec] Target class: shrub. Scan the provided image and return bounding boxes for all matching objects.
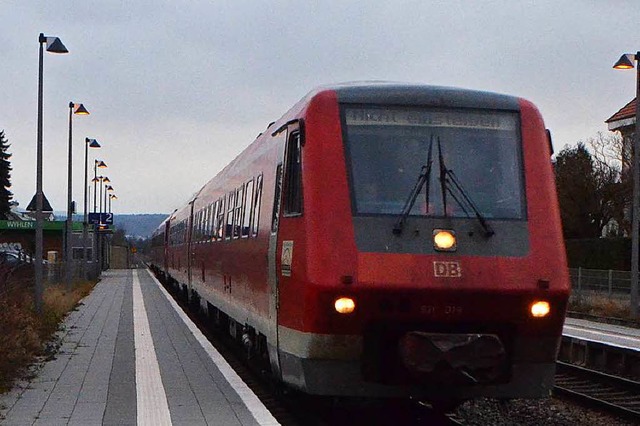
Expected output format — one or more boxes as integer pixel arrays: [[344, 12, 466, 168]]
[[0, 275, 96, 392], [569, 294, 631, 319]]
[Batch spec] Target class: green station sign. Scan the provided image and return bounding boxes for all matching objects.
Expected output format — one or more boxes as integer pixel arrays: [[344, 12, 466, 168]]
[[0, 220, 84, 231]]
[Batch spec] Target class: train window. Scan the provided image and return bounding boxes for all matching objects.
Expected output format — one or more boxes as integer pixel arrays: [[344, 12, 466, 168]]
[[205, 205, 211, 240], [233, 186, 244, 239], [216, 197, 225, 240], [204, 203, 215, 241], [174, 222, 179, 245], [253, 174, 263, 237], [208, 202, 216, 241], [200, 209, 206, 242], [201, 205, 207, 241], [205, 207, 210, 242], [283, 131, 303, 216], [202, 204, 208, 240], [191, 211, 202, 243], [226, 192, 235, 240], [272, 164, 283, 233], [216, 200, 222, 241], [242, 179, 254, 238], [213, 201, 219, 240], [343, 106, 525, 220]]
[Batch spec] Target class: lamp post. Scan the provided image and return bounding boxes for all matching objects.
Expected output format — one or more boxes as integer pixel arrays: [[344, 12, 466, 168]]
[[99, 177, 110, 217], [104, 185, 114, 271], [104, 185, 114, 217], [614, 52, 640, 319], [83, 138, 100, 279], [35, 33, 68, 314], [99, 179, 111, 271], [109, 194, 117, 214], [93, 160, 107, 213], [65, 103, 89, 290]]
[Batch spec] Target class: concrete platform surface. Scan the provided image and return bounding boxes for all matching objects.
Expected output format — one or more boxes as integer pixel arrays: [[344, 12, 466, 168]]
[[0, 269, 279, 426], [564, 317, 640, 352]]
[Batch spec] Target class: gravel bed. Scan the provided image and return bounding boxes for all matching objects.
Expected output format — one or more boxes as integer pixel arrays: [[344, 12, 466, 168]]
[[455, 397, 636, 425]]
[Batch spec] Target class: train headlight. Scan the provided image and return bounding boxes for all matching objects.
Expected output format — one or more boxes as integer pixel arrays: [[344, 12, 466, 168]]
[[433, 229, 456, 251], [334, 297, 356, 314], [530, 301, 550, 318]]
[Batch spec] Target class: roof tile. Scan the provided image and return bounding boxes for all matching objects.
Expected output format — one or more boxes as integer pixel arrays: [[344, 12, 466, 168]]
[[606, 98, 637, 123]]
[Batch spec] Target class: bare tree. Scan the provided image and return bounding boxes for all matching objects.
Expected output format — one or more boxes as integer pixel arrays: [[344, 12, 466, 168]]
[[585, 131, 630, 236]]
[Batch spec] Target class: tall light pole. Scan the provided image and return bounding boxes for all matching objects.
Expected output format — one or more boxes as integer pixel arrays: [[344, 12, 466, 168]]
[[93, 160, 107, 213], [65, 103, 89, 290], [99, 177, 110, 216], [104, 184, 114, 271], [614, 52, 640, 319], [35, 33, 68, 314], [97, 176, 110, 271], [83, 138, 100, 279], [104, 185, 114, 217], [109, 194, 117, 214]]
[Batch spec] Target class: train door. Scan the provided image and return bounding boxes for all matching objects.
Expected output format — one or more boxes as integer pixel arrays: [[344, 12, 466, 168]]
[[267, 128, 288, 379], [274, 121, 305, 378]]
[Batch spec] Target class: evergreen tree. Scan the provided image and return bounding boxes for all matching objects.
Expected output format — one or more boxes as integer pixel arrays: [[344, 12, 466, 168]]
[[554, 143, 619, 238], [0, 131, 13, 219]]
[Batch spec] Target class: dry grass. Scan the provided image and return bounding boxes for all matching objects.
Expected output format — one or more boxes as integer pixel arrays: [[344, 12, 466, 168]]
[[569, 294, 631, 319], [0, 277, 96, 393]]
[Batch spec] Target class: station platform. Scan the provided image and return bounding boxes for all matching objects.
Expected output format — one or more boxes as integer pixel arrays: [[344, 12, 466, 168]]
[[563, 317, 640, 352], [561, 317, 640, 377], [0, 269, 279, 426]]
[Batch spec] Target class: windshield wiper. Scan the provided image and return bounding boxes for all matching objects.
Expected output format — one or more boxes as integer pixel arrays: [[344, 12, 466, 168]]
[[393, 137, 434, 235], [438, 140, 495, 238]]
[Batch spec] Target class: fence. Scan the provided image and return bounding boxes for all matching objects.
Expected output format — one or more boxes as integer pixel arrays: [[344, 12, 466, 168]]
[[0, 261, 102, 301], [569, 267, 631, 300]]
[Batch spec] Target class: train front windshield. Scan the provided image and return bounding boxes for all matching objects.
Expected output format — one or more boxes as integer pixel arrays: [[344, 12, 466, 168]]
[[343, 106, 525, 220]]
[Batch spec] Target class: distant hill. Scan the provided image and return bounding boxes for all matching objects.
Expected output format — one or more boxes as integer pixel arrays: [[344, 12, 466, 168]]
[[60, 213, 167, 239], [46, 211, 167, 239], [114, 214, 167, 239]]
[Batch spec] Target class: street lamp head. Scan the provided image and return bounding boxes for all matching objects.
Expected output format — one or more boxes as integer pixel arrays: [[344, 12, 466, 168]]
[[71, 103, 90, 115], [92, 177, 100, 183], [614, 53, 636, 70], [86, 138, 101, 148], [41, 34, 68, 54], [110, 194, 118, 200], [106, 185, 114, 191], [103, 177, 111, 183], [96, 160, 107, 168]]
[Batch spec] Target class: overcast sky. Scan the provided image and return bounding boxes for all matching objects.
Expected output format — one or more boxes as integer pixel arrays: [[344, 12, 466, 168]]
[[1, 1, 639, 214]]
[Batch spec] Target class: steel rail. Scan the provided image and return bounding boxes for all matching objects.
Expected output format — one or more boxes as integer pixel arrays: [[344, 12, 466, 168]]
[[554, 361, 640, 422]]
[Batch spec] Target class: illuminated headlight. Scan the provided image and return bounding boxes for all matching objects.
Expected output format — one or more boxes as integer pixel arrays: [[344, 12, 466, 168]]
[[433, 229, 456, 251], [334, 297, 356, 314], [530, 301, 550, 318]]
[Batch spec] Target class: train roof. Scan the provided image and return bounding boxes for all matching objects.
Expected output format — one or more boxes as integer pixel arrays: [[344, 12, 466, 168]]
[[313, 81, 521, 111], [155, 82, 525, 233]]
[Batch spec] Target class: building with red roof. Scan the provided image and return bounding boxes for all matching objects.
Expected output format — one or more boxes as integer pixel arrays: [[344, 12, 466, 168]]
[[607, 98, 637, 132], [607, 98, 636, 175]]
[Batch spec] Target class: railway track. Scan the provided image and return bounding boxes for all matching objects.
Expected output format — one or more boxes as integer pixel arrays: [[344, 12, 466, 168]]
[[554, 360, 640, 422]]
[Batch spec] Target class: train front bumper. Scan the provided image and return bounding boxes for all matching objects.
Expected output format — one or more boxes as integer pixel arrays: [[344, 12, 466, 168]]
[[277, 326, 560, 398], [398, 332, 506, 385]]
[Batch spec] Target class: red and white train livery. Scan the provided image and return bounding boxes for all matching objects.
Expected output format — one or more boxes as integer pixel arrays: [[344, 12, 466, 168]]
[[150, 82, 569, 403]]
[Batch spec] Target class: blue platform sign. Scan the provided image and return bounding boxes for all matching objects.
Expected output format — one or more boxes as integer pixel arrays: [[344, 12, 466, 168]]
[[88, 212, 114, 225]]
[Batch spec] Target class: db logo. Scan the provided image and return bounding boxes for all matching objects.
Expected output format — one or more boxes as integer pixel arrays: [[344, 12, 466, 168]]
[[433, 261, 462, 278]]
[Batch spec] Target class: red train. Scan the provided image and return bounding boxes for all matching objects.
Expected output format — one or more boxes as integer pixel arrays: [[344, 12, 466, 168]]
[[149, 83, 569, 405]]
